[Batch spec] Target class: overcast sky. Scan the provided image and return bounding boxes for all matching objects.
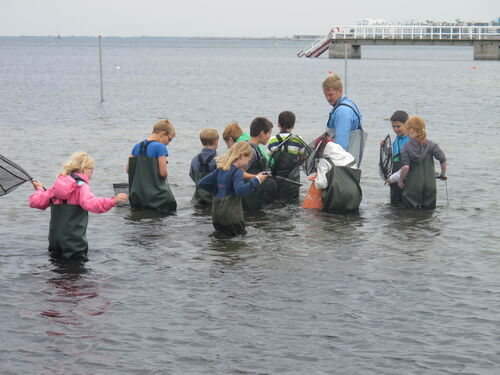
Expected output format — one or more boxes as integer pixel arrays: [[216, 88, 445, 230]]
[[1, 0, 498, 37]]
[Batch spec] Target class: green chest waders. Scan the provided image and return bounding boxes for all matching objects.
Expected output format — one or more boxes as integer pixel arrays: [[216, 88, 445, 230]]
[[321, 159, 362, 213], [389, 159, 404, 206], [402, 153, 437, 210], [192, 153, 216, 206], [128, 142, 177, 213], [212, 195, 246, 237], [242, 144, 276, 211], [48, 203, 89, 259]]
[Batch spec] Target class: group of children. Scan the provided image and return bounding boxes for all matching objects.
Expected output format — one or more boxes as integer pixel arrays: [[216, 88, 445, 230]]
[[29, 109, 447, 259]]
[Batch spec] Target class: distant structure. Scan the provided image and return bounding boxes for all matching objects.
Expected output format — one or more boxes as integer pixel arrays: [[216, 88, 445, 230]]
[[297, 18, 500, 60]]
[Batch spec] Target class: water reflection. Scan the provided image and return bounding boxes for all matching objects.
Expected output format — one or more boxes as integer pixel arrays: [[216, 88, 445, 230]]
[[41, 257, 108, 336]]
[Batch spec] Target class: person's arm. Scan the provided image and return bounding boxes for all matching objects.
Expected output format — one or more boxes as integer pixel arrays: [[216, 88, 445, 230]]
[[78, 184, 116, 213], [439, 161, 447, 179], [314, 159, 331, 190], [432, 143, 447, 179], [198, 169, 218, 193], [232, 169, 263, 197], [157, 156, 167, 178], [385, 169, 401, 185], [125, 154, 134, 174], [398, 165, 410, 189], [29, 183, 52, 210]]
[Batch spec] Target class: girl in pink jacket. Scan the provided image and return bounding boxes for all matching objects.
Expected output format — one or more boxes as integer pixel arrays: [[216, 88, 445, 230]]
[[29, 152, 127, 260]]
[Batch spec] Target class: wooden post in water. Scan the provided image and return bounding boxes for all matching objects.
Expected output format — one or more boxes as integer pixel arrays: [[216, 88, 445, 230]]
[[344, 42, 348, 95], [98, 35, 104, 102]]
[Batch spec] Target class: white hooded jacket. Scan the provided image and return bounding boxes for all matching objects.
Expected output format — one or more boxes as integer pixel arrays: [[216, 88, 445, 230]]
[[315, 141, 357, 189]]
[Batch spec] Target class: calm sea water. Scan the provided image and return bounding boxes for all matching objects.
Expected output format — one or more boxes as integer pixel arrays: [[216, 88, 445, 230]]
[[1, 37, 500, 374]]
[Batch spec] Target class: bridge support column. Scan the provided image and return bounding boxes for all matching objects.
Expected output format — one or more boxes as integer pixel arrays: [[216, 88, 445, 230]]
[[473, 42, 500, 60], [329, 43, 361, 59]]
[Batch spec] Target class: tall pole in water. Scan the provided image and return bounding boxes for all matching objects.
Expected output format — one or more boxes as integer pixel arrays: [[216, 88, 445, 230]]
[[344, 42, 348, 96], [98, 35, 104, 102]]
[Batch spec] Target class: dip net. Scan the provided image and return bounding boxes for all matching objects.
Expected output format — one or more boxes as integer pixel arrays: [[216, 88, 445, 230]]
[[379, 134, 392, 180], [0, 154, 33, 196], [303, 132, 329, 176]]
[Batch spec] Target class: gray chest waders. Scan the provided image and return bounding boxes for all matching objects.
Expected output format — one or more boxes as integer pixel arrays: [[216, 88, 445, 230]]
[[242, 143, 276, 211], [327, 102, 367, 167], [321, 159, 362, 213], [49, 203, 89, 259], [128, 141, 177, 213], [402, 153, 437, 210], [192, 153, 216, 205]]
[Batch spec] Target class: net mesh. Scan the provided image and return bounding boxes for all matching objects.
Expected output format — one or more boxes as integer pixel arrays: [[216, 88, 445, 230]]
[[0, 154, 32, 196], [379, 134, 392, 180], [303, 132, 329, 176]]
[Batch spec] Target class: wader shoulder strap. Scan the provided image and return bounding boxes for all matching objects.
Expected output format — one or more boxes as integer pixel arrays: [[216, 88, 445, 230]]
[[198, 153, 216, 173], [139, 140, 152, 156], [327, 102, 362, 129], [249, 143, 261, 161], [324, 158, 355, 169]]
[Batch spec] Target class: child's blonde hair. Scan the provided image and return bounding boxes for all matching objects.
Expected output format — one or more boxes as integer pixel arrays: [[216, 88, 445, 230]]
[[62, 152, 94, 175], [199, 128, 219, 146], [153, 119, 175, 137], [406, 116, 427, 145], [322, 74, 343, 91], [222, 122, 243, 142], [216, 141, 252, 171]]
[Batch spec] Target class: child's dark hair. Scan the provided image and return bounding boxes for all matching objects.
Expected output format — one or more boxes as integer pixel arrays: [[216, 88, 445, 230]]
[[278, 111, 295, 131], [250, 117, 273, 137]]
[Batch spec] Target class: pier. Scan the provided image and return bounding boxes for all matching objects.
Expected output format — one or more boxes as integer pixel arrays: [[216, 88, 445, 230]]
[[298, 25, 500, 60]]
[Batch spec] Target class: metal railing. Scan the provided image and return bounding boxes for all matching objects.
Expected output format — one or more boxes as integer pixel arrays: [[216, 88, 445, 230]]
[[330, 25, 500, 40]]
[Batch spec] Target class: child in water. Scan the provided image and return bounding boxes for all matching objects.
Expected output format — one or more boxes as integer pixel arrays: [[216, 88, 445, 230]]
[[380, 110, 410, 206], [29, 152, 127, 260], [397, 116, 447, 209], [189, 128, 219, 205], [198, 142, 267, 237], [222, 122, 249, 149], [242, 117, 276, 210], [267, 110, 306, 202], [127, 119, 177, 212]]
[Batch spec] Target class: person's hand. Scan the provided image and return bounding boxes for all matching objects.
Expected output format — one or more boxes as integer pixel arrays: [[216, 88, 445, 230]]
[[438, 173, 448, 181], [379, 140, 385, 146], [114, 193, 128, 204], [398, 181, 404, 189], [384, 178, 391, 185], [256, 172, 268, 183], [32, 180, 43, 189]]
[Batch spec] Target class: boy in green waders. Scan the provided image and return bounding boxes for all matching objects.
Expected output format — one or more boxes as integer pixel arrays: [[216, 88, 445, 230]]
[[242, 117, 277, 211], [126, 119, 177, 213], [189, 128, 219, 205]]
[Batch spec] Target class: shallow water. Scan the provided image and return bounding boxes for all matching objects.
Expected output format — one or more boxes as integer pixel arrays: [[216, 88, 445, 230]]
[[1, 37, 500, 374]]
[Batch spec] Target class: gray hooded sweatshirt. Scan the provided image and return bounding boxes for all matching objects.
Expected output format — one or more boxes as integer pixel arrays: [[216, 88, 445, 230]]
[[400, 139, 446, 166]]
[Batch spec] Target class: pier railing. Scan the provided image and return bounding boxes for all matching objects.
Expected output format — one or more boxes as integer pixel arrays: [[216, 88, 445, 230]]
[[298, 25, 500, 58], [331, 25, 500, 41]]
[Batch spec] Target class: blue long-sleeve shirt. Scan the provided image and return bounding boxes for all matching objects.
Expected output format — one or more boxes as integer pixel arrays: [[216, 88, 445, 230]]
[[198, 165, 260, 199], [326, 95, 362, 151]]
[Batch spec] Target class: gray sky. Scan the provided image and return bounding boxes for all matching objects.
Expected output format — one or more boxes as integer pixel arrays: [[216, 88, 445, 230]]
[[1, 0, 498, 37]]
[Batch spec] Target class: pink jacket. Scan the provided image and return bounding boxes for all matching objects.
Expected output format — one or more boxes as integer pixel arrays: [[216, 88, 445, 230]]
[[29, 173, 116, 213]]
